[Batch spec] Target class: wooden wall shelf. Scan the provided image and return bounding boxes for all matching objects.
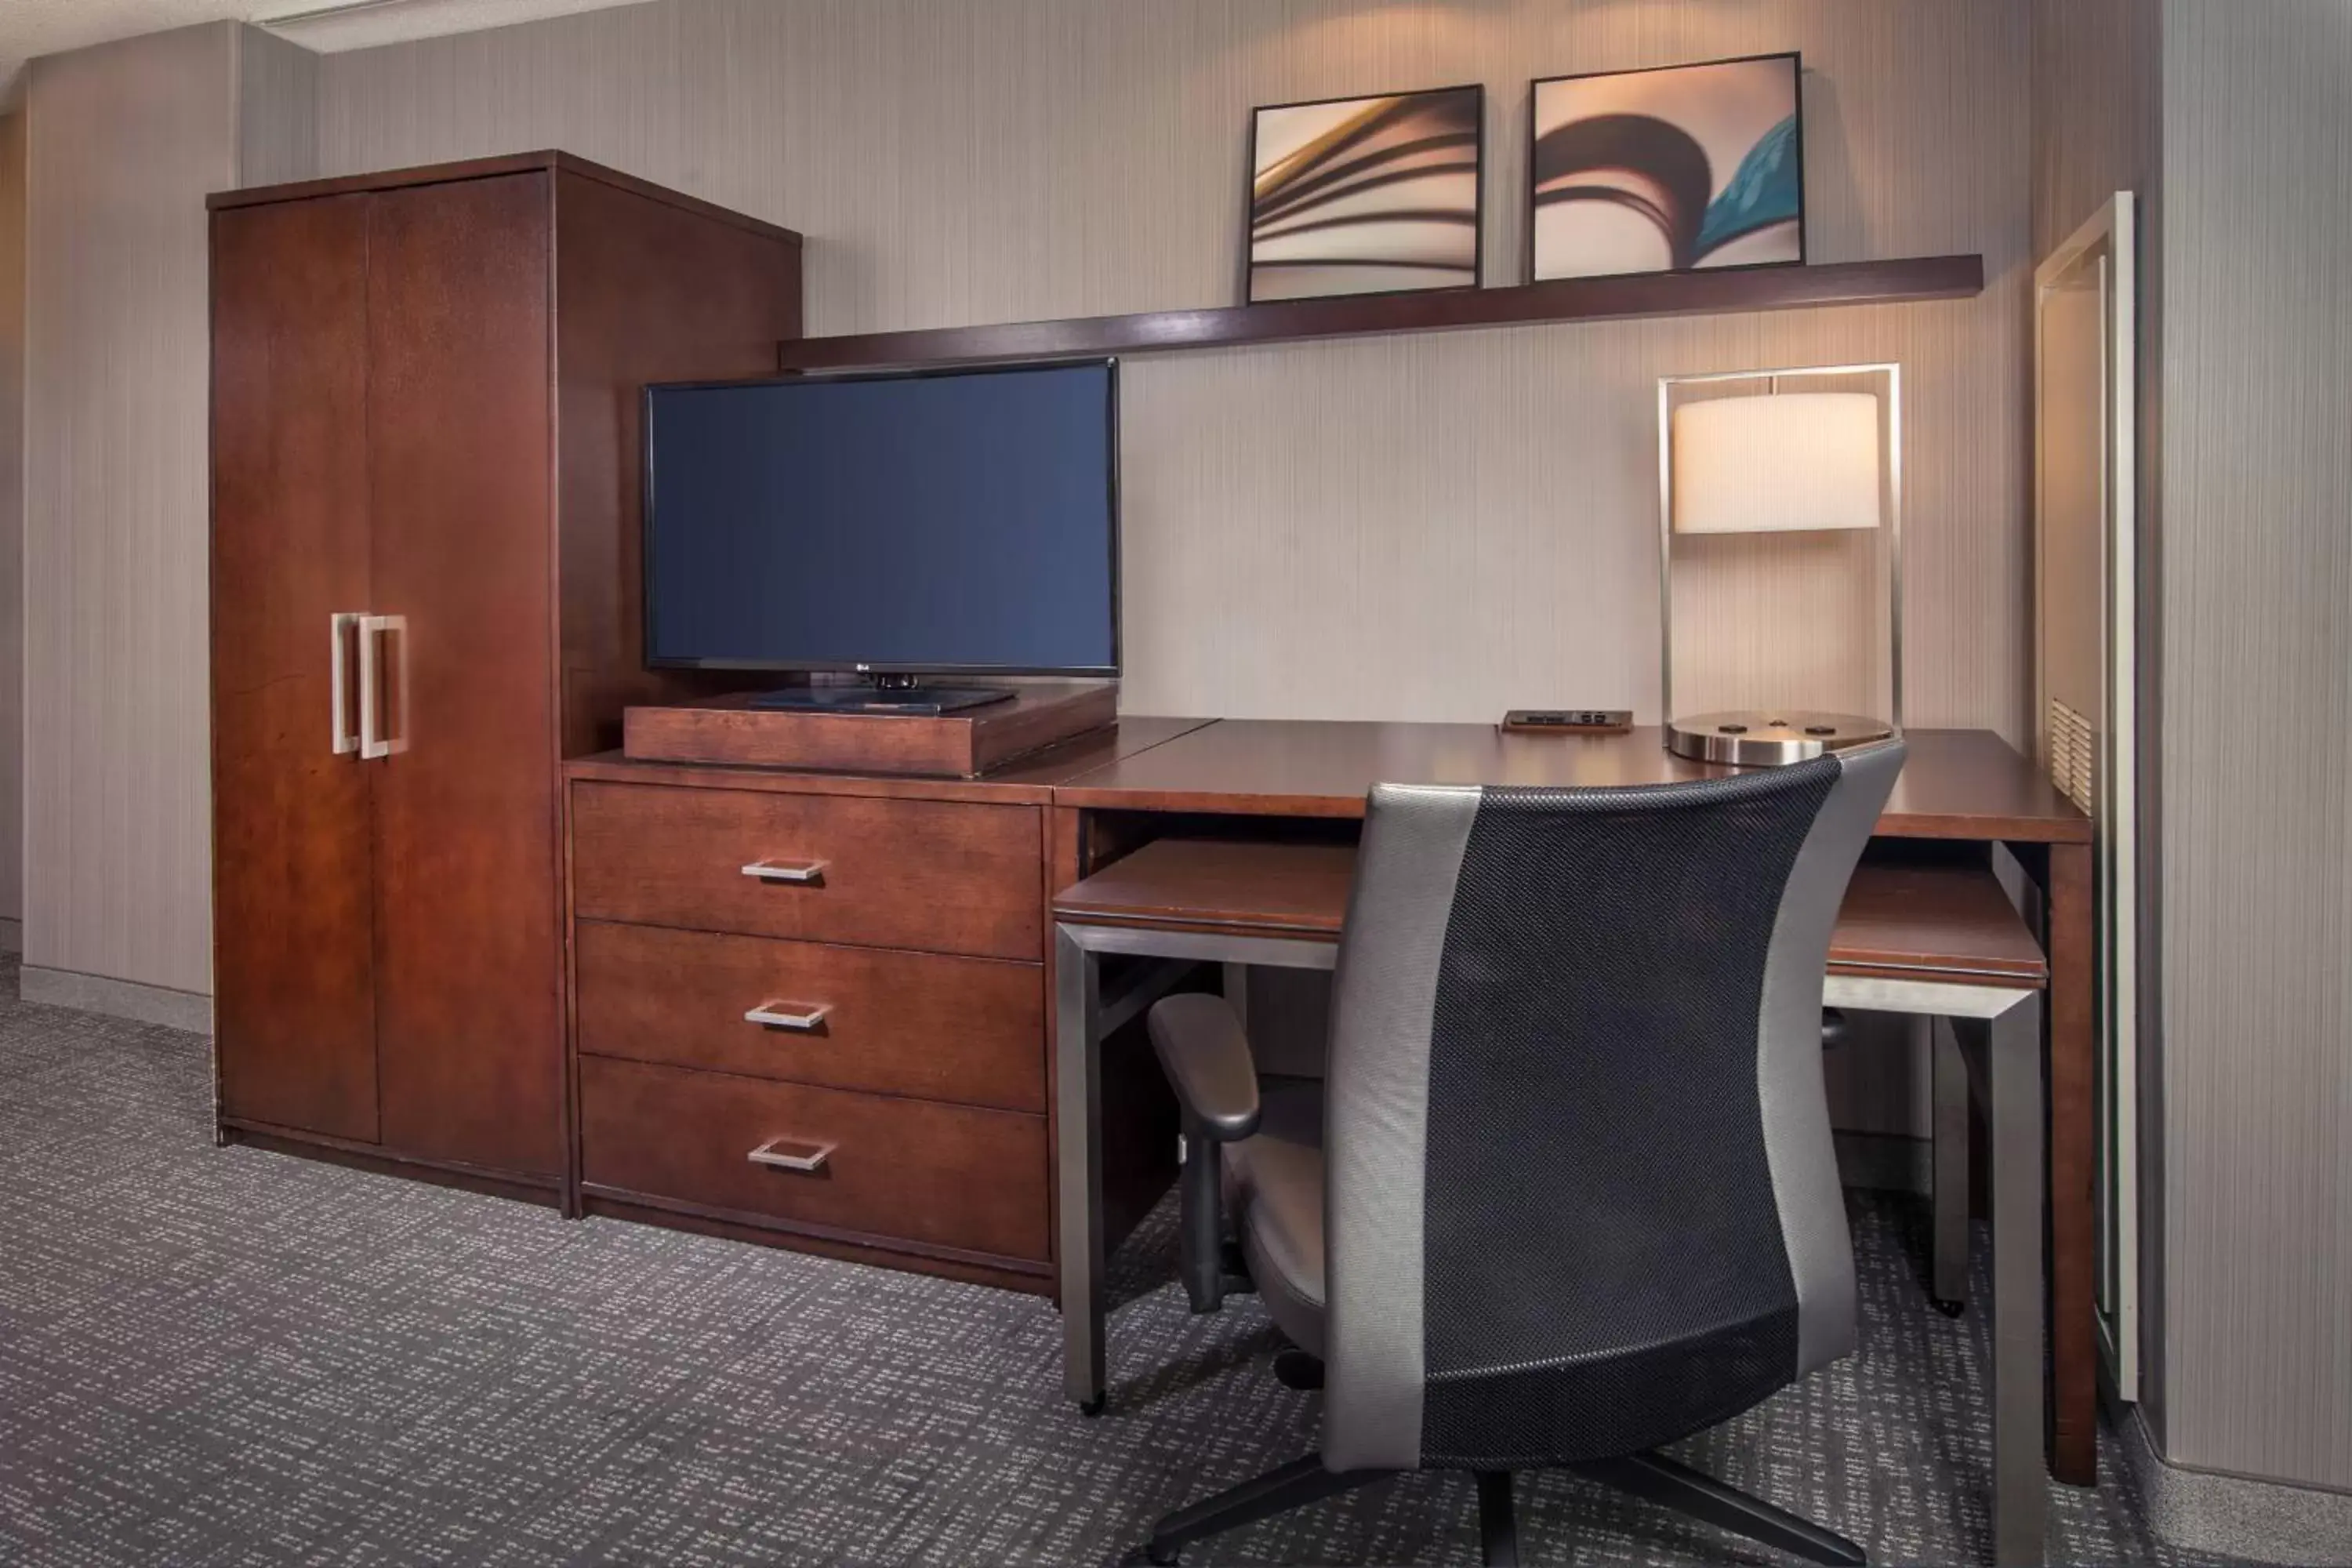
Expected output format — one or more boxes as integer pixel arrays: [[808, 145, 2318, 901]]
[[775, 254, 1984, 373]]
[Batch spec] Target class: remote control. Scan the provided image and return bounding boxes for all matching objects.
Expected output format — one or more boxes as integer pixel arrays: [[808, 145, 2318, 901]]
[[1501, 708, 1634, 735]]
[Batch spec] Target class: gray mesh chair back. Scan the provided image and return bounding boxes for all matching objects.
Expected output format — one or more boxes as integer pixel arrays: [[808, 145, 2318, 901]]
[[1321, 742, 1905, 1473]]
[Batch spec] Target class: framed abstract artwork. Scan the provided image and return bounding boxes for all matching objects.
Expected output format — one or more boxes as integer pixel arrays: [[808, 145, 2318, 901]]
[[1245, 85, 1485, 303], [1529, 53, 1804, 282]]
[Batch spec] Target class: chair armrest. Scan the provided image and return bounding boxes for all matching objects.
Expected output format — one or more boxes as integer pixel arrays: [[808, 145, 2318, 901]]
[[1148, 993, 1261, 1141]]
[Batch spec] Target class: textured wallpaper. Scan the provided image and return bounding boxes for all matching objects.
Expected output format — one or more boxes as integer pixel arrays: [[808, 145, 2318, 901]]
[[317, 0, 2033, 735]]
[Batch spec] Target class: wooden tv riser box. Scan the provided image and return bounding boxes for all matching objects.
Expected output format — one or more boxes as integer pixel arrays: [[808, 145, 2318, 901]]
[[622, 682, 1120, 776], [566, 697, 1180, 1295]]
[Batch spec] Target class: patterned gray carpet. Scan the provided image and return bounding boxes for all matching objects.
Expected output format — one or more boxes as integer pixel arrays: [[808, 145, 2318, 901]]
[[0, 953, 2216, 1566]]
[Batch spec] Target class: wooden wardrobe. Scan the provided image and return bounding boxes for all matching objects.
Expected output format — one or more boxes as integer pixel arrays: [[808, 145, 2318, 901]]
[[209, 153, 801, 1200]]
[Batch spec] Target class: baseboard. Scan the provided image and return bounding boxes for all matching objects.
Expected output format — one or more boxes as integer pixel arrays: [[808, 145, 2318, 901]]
[[0, 917, 20, 956], [1833, 1129, 1930, 1195], [19, 964, 212, 1034], [222, 1122, 562, 1209], [2121, 1404, 2352, 1563]]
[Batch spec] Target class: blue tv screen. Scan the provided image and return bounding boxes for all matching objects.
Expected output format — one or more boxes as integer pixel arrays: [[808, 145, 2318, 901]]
[[644, 361, 1118, 674]]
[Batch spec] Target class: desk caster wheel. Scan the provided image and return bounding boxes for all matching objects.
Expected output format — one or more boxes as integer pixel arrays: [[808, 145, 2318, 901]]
[[1080, 1393, 1107, 1417], [1933, 1298, 1966, 1319], [1138, 1542, 1180, 1566]]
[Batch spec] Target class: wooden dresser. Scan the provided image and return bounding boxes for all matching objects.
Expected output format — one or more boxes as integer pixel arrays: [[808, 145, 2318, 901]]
[[562, 721, 1203, 1291]]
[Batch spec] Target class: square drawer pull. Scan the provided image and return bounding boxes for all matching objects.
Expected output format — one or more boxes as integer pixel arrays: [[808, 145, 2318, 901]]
[[743, 1000, 831, 1032], [747, 1136, 836, 1173], [740, 858, 827, 884]]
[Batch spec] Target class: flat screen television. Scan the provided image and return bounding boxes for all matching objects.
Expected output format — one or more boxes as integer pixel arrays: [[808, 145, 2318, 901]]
[[642, 360, 1119, 702]]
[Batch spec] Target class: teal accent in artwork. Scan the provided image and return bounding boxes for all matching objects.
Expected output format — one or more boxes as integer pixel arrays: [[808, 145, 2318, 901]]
[[1694, 114, 1800, 260]]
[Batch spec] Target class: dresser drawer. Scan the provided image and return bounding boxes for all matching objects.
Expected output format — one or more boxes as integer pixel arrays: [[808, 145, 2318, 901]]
[[579, 1056, 1049, 1263], [574, 920, 1044, 1112], [568, 782, 1044, 959]]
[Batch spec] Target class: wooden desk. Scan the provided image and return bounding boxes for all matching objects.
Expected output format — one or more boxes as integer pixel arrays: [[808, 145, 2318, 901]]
[[1046, 720, 2097, 1490], [1054, 837, 2053, 1565], [1054, 722, 2089, 841]]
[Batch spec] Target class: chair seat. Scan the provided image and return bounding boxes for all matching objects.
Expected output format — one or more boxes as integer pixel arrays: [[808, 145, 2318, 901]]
[[1229, 1077, 1326, 1357], [1254, 1074, 1324, 1149]]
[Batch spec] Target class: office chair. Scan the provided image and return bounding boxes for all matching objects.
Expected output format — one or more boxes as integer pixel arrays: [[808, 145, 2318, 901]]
[[1140, 742, 1905, 1566]]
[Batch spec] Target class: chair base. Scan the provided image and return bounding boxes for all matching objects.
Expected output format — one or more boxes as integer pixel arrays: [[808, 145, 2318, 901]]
[[1134, 1448, 1866, 1567], [1136, 1454, 1387, 1566], [1571, 1452, 1867, 1566]]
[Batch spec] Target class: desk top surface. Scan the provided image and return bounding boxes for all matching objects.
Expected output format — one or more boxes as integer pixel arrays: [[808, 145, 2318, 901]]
[[1054, 838, 2050, 986], [1054, 721, 2089, 844]]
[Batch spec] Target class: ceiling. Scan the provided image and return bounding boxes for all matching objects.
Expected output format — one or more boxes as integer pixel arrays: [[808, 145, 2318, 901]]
[[1, 0, 655, 96]]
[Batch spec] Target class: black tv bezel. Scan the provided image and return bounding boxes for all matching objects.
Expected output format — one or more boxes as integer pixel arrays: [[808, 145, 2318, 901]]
[[640, 357, 1123, 679]]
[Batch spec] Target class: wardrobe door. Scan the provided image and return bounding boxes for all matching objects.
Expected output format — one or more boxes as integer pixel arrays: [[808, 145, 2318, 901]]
[[210, 194, 380, 1142], [365, 173, 564, 1176]]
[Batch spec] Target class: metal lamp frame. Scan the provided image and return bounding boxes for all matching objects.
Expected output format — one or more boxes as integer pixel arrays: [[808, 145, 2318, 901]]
[[1656, 361, 1904, 731]]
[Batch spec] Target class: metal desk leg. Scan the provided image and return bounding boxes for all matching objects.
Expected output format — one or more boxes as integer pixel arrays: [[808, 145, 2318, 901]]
[[1975, 993, 2048, 1566], [1054, 926, 1107, 1414], [1221, 962, 1250, 1029], [1933, 1018, 1973, 1310]]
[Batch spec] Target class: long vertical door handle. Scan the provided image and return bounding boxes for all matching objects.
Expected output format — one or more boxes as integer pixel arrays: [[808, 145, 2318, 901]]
[[358, 615, 409, 759], [329, 612, 364, 754]]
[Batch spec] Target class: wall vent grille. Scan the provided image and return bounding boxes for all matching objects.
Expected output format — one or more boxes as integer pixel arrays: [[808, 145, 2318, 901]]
[[2048, 699, 2097, 815]]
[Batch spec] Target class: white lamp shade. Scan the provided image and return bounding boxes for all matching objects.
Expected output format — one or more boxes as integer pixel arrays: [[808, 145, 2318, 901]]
[[1671, 391, 1883, 534]]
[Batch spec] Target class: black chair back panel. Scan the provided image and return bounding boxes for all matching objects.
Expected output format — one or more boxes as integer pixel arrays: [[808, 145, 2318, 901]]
[[1416, 764, 1838, 1467]]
